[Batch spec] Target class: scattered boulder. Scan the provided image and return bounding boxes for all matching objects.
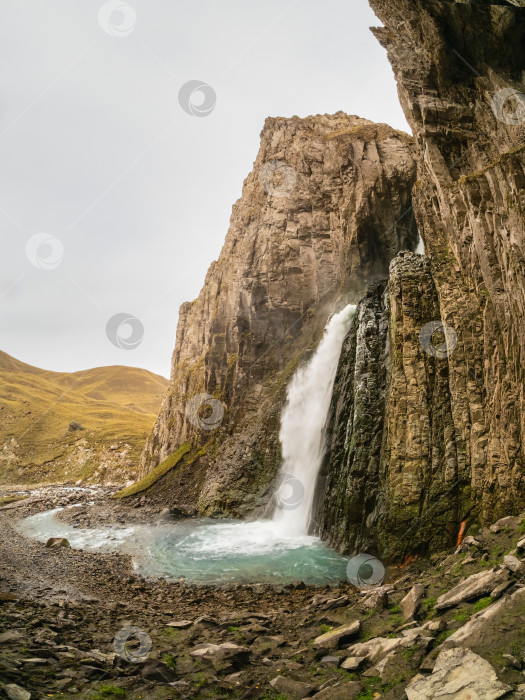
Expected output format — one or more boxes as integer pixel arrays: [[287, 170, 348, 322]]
[[345, 635, 417, 664], [405, 647, 511, 700], [169, 505, 197, 519], [269, 676, 316, 699], [190, 642, 250, 672], [166, 619, 192, 629], [315, 595, 350, 611], [503, 555, 524, 574], [68, 421, 84, 431], [45, 537, 71, 549], [456, 535, 483, 554], [0, 630, 23, 643], [421, 619, 446, 633], [320, 655, 341, 667], [400, 584, 425, 620], [312, 620, 360, 649], [435, 568, 509, 609], [3, 685, 31, 700], [362, 586, 389, 611], [446, 587, 525, 646], [142, 660, 177, 682], [310, 682, 363, 699], [516, 537, 525, 551], [340, 656, 366, 671]]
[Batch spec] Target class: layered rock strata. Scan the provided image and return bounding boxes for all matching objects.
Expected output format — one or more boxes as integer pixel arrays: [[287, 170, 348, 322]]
[[142, 113, 418, 513], [316, 0, 525, 558]]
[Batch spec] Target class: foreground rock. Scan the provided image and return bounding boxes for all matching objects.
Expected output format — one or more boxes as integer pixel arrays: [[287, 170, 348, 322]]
[[190, 642, 251, 672], [4, 685, 31, 700], [45, 537, 70, 549], [406, 647, 511, 700], [400, 583, 425, 620], [270, 676, 316, 699], [446, 587, 525, 647], [312, 620, 360, 648], [435, 568, 508, 610]]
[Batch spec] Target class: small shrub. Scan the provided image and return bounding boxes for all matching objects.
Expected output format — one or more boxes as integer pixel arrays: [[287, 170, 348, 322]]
[[320, 624, 333, 634]]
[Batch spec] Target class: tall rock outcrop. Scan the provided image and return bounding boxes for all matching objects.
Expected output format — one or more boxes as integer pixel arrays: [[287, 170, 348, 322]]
[[142, 113, 418, 513], [317, 0, 525, 559]]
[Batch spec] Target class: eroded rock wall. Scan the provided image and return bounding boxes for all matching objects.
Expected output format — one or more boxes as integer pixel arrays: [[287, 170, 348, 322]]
[[142, 113, 418, 514], [318, 0, 525, 559]]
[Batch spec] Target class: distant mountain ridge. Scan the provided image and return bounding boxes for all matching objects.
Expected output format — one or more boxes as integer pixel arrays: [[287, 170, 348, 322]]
[[0, 350, 168, 486]]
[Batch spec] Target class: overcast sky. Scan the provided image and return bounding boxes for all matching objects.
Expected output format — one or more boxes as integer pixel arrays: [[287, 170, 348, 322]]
[[0, 0, 409, 379]]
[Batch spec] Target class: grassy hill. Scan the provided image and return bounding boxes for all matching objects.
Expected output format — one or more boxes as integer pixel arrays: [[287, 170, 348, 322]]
[[0, 351, 168, 486]]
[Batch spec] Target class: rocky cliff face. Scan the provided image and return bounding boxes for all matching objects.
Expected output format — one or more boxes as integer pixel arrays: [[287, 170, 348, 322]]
[[316, 0, 525, 560], [142, 113, 418, 514]]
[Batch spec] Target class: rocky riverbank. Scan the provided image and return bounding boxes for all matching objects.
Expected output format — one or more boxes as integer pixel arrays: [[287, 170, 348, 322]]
[[1, 487, 525, 699]]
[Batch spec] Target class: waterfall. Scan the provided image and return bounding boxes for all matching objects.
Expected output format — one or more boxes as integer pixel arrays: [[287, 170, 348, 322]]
[[272, 304, 356, 536], [415, 231, 426, 255]]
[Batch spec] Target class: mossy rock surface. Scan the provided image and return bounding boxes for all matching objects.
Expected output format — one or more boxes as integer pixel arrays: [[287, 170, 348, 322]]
[[111, 443, 192, 498]]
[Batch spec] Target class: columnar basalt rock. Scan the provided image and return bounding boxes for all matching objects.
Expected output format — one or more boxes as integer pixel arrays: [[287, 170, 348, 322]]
[[142, 113, 418, 513], [371, 0, 525, 541], [317, 252, 464, 559], [317, 0, 525, 559]]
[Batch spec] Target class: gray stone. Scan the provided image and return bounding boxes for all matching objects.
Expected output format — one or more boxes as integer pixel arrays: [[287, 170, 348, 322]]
[[190, 642, 250, 672], [310, 682, 363, 699], [503, 555, 524, 573], [0, 630, 23, 643], [447, 588, 525, 646], [340, 656, 366, 671], [4, 685, 31, 700], [166, 619, 192, 629], [400, 584, 425, 620], [362, 586, 389, 611], [142, 661, 177, 682], [435, 568, 509, 609], [312, 620, 360, 648], [269, 676, 316, 699], [405, 647, 511, 700], [320, 656, 341, 667], [45, 537, 70, 549]]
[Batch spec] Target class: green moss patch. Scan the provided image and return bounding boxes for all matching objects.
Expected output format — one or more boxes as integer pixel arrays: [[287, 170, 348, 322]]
[[111, 443, 191, 498]]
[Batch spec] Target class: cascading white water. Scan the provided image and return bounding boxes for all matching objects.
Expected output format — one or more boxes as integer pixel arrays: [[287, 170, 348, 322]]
[[415, 231, 426, 255], [272, 304, 357, 536]]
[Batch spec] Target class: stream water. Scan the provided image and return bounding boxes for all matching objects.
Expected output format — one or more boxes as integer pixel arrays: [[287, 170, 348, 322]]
[[17, 305, 356, 585]]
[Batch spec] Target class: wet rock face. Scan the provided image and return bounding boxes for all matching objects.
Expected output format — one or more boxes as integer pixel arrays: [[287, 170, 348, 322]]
[[373, 0, 525, 521], [142, 113, 418, 513], [318, 252, 462, 558], [317, 0, 525, 558]]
